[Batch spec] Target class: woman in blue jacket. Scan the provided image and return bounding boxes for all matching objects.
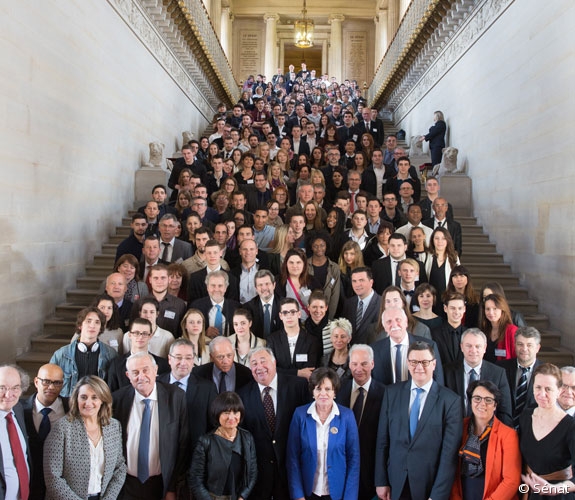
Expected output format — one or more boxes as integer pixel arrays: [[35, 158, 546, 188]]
[[287, 367, 360, 500]]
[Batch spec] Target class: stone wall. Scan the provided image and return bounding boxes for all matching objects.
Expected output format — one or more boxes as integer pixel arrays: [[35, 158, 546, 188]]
[[396, 0, 575, 348], [0, 1, 210, 361]]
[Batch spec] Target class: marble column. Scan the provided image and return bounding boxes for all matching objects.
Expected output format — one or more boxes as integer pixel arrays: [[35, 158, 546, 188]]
[[220, 7, 232, 59], [264, 14, 279, 79], [321, 39, 328, 76], [375, 8, 388, 67], [328, 14, 344, 82], [387, 0, 399, 46]]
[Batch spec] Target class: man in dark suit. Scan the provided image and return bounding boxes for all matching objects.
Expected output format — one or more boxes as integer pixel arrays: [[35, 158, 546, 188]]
[[158, 339, 216, 448], [189, 270, 240, 338], [290, 124, 310, 158], [356, 107, 383, 147], [375, 342, 462, 500], [137, 184, 178, 219], [112, 352, 188, 500], [267, 298, 321, 380], [107, 318, 169, 392], [158, 214, 193, 263], [337, 110, 360, 150], [498, 326, 542, 427], [372, 233, 427, 295], [0, 365, 32, 500], [192, 336, 253, 393], [423, 196, 463, 255], [341, 267, 382, 345], [336, 345, 385, 500], [245, 270, 282, 339], [188, 243, 240, 303], [444, 328, 513, 426], [238, 347, 310, 500], [432, 292, 467, 367], [372, 307, 444, 386], [21, 364, 67, 500]]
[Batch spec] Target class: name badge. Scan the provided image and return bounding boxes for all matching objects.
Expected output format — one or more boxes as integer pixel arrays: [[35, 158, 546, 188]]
[[164, 310, 176, 319], [109, 340, 119, 351], [330, 278, 336, 287], [352, 134, 358, 141], [247, 179, 254, 184], [373, 128, 378, 132], [494, 348, 507, 357], [296, 354, 308, 362]]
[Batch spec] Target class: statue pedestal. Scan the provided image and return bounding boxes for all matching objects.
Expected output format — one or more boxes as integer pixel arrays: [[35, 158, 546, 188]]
[[440, 174, 472, 217], [135, 166, 169, 206]]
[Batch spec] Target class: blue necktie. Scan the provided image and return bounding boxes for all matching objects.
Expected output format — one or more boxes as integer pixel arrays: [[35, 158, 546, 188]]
[[38, 407, 52, 442], [263, 303, 271, 338], [410, 388, 425, 438], [214, 304, 223, 335], [395, 345, 403, 383], [138, 399, 151, 483]]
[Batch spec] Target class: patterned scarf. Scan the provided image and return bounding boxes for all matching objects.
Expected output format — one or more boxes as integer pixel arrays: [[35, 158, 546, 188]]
[[459, 418, 493, 478]]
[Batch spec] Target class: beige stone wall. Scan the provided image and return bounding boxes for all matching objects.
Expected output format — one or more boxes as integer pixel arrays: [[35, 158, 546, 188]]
[[396, 0, 575, 348], [0, 1, 210, 361]]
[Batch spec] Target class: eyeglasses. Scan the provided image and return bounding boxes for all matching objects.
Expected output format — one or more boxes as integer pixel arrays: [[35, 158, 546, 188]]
[[0, 385, 22, 395], [36, 378, 64, 388], [471, 395, 496, 405], [561, 385, 575, 392], [407, 360, 434, 368], [169, 355, 194, 362], [280, 310, 299, 316], [130, 331, 152, 337]]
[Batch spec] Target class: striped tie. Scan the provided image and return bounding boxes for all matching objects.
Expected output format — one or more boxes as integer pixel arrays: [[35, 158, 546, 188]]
[[514, 366, 530, 428], [356, 300, 364, 329]]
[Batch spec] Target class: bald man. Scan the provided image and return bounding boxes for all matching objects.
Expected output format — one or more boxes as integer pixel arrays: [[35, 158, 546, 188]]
[[21, 364, 69, 499]]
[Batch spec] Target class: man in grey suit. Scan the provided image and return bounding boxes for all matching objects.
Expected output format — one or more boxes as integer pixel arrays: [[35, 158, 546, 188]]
[[444, 328, 513, 426], [0, 365, 31, 500], [112, 352, 188, 500], [342, 267, 382, 345], [375, 342, 461, 500], [158, 214, 193, 263]]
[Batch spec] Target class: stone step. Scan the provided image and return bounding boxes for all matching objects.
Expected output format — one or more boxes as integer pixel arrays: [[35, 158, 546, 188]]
[[122, 217, 132, 226], [523, 313, 549, 331], [108, 235, 124, 244], [459, 263, 512, 274], [460, 252, 504, 263], [77, 276, 104, 290], [470, 274, 521, 287], [507, 299, 539, 315], [31, 337, 69, 354], [102, 244, 117, 255], [116, 227, 130, 237], [463, 242, 497, 253], [44, 319, 76, 336], [93, 255, 115, 267], [462, 234, 491, 244], [538, 347, 574, 366], [86, 265, 113, 277], [17, 352, 53, 377], [461, 225, 485, 235], [540, 330, 563, 348], [54, 304, 85, 320], [457, 216, 477, 225], [66, 289, 98, 306]]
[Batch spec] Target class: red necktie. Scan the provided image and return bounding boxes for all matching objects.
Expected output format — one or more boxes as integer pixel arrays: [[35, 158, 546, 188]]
[[6, 413, 29, 500], [350, 192, 356, 212]]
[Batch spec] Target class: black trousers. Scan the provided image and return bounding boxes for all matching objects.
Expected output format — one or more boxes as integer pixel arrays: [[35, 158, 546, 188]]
[[121, 474, 164, 500]]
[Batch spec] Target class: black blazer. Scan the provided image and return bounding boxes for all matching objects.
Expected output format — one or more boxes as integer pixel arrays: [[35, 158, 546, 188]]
[[372, 256, 428, 295], [237, 374, 311, 500], [21, 395, 69, 500], [187, 268, 240, 304], [106, 352, 169, 393], [431, 321, 465, 367], [444, 359, 513, 426], [188, 296, 240, 337], [266, 328, 321, 376], [112, 382, 189, 497], [192, 362, 253, 393], [498, 358, 541, 417], [371, 333, 445, 386], [157, 372, 217, 448], [336, 378, 385, 500], [244, 295, 282, 340], [341, 292, 382, 345], [423, 217, 463, 256]]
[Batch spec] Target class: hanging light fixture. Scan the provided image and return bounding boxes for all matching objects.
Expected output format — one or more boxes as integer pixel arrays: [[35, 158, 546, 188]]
[[294, 0, 314, 48]]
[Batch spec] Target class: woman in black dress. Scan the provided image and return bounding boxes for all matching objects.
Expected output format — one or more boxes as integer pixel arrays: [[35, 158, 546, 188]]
[[520, 363, 575, 499]]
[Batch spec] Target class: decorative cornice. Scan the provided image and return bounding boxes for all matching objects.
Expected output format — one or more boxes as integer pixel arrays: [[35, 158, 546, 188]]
[[328, 14, 346, 23], [393, 0, 515, 121]]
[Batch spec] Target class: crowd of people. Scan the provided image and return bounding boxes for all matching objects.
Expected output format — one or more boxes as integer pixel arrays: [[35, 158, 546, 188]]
[[1, 65, 574, 500]]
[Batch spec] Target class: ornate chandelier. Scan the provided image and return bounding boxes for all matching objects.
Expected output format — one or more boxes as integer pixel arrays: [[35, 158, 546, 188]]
[[294, 0, 314, 48]]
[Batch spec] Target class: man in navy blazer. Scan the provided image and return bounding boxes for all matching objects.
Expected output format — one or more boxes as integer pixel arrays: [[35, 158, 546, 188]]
[[375, 342, 462, 500], [157, 339, 216, 448], [341, 267, 382, 345], [336, 345, 385, 500], [498, 326, 542, 426], [21, 363, 69, 500], [371, 308, 444, 386], [422, 196, 462, 255], [372, 233, 427, 295], [238, 347, 310, 500], [444, 328, 513, 426], [112, 352, 188, 500], [0, 365, 33, 500], [244, 270, 282, 339]]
